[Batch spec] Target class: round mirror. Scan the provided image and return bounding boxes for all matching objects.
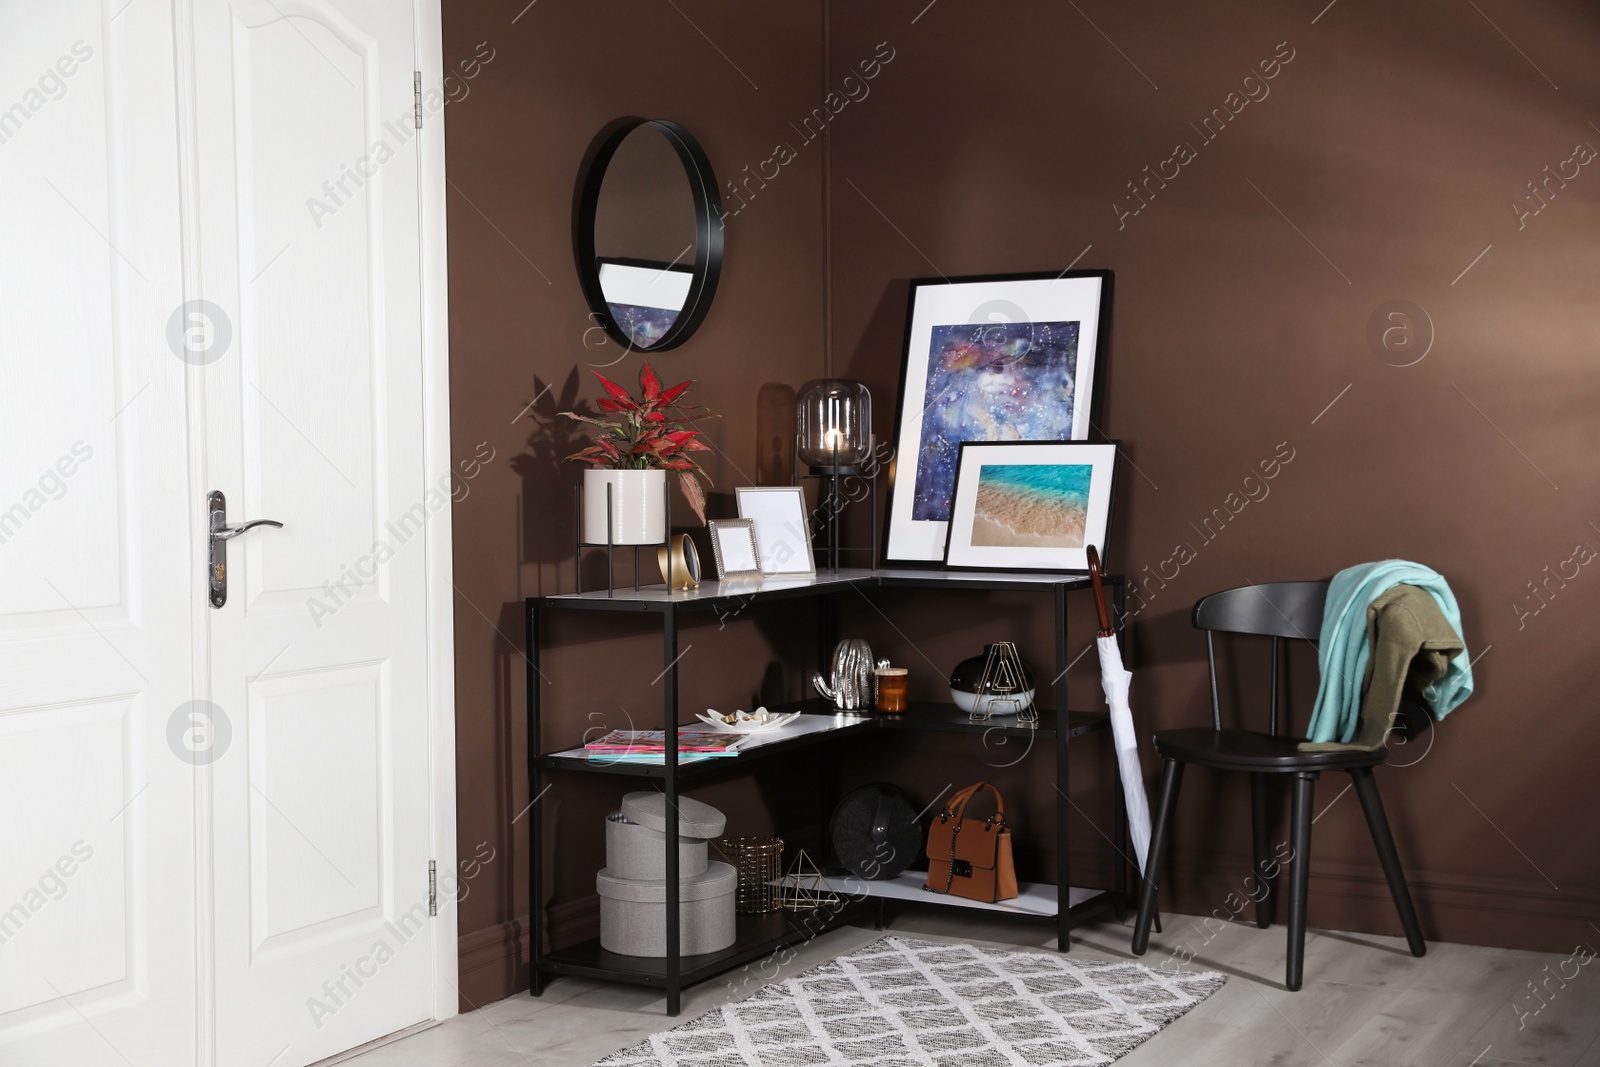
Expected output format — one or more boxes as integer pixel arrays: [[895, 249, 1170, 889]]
[[574, 119, 723, 352]]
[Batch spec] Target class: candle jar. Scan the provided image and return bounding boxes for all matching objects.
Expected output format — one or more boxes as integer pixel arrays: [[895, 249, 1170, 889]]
[[874, 667, 909, 713], [797, 379, 872, 471]]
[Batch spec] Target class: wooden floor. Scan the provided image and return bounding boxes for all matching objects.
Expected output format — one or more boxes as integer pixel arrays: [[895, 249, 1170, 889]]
[[341, 909, 1600, 1067]]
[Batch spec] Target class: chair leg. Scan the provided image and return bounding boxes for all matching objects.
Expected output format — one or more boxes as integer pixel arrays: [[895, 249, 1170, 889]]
[[1250, 774, 1276, 929], [1350, 765, 1427, 958], [1132, 758, 1184, 956], [1285, 772, 1316, 991]]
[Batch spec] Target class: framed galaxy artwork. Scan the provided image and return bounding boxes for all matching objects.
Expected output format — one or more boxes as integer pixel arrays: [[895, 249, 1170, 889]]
[[943, 441, 1118, 572], [597, 258, 694, 350], [883, 270, 1113, 565]]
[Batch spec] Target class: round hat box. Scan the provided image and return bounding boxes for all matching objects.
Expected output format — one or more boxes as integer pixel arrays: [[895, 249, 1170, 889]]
[[619, 791, 727, 839], [596, 861, 737, 957], [606, 812, 710, 881]]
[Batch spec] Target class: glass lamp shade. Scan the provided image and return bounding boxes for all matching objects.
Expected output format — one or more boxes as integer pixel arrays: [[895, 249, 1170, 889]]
[[797, 379, 872, 470]]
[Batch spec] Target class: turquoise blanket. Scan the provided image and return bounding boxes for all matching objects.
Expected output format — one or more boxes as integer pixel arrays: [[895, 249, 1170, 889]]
[[1307, 561, 1473, 744]]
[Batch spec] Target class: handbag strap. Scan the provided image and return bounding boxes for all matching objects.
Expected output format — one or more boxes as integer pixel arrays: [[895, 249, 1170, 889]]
[[943, 781, 1005, 826], [940, 783, 979, 820], [931, 782, 1007, 895], [869, 789, 895, 845]]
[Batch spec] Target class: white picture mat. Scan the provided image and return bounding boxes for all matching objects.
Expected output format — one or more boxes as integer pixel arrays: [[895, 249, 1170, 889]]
[[711, 523, 760, 575], [944, 442, 1116, 571], [736, 486, 816, 575], [598, 261, 692, 311], [888, 275, 1105, 563]]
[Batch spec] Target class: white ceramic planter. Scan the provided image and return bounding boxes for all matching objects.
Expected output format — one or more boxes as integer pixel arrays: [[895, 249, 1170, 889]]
[[582, 468, 667, 545]]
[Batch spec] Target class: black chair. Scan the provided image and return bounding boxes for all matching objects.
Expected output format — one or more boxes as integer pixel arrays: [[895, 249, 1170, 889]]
[[1129, 580, 1427, 990]]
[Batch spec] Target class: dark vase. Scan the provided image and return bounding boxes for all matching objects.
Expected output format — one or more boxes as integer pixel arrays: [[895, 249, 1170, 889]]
[[949, 644, 1037, 716]]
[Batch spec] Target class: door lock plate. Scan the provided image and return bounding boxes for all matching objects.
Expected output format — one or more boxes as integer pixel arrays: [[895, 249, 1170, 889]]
[[207, 491, 282, 608]]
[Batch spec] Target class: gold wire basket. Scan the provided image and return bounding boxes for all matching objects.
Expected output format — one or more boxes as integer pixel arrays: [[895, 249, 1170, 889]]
[[717, 835, 785, 914]]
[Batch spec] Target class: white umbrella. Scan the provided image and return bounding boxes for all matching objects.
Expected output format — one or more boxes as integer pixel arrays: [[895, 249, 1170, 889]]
[[1088, 547, 1153, 875]]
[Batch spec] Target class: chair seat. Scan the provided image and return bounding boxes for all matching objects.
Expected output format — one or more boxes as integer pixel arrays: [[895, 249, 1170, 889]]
[[1153, 728, 1387, 773]]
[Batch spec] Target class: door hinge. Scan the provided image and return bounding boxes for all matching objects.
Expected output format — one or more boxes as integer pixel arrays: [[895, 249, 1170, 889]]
[[413, 71, 423, 129], [428, 860, 438, 916]]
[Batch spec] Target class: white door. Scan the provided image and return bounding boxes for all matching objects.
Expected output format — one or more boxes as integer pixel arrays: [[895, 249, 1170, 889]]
[[187, 2, 438, 1065], [0, 1, 443, 1063], [0, 2, 198, 1066]]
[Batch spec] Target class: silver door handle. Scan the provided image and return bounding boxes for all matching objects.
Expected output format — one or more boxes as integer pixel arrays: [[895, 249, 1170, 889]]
[[208, 490, 282, 608], [212, 518, 283, 542]]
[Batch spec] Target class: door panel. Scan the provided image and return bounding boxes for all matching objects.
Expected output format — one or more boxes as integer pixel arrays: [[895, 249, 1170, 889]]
[[0, 698, 133, 1014], [232, 0, 387, 613], [248, 662, 386, 948], [192, 1, 435, 1063], [0, 2, 196, 1065], [0, 5, 126, 621]]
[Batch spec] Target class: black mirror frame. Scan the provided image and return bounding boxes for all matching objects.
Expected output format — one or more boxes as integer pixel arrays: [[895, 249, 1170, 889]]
[[573, 118, 724, 353]]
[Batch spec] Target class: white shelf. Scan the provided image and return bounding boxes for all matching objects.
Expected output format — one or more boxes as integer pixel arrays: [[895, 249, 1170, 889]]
[[874, 567, 1091, 586], [547, 713, 872, 764], [542, 566, 1097, 605], [783, 869, 1102, 918], [550, 569, 876, 604]]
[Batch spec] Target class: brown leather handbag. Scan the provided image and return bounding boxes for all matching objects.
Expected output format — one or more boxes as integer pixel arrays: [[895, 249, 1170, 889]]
[[924, 782, 1018, 903]]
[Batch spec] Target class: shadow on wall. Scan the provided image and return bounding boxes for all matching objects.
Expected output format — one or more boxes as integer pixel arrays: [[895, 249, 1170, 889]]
[[756, 382, 797, 486], [838, 279, 907, 444], [491, 595, 523, 962], [510, 367, 599, 578]]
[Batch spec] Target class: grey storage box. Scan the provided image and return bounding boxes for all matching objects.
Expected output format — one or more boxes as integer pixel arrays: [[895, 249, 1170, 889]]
[[620, 791, 726, 839], [604, 791, 727, 881], [606, 813, 709, 881], [596, 861, 737, 957]]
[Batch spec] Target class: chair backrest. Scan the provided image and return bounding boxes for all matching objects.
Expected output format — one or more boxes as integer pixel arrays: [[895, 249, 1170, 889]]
[[1192, 581, 1330, 735]]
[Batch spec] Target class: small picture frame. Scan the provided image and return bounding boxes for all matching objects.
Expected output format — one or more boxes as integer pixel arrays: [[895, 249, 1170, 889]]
[[707, 518, 763, 580], [735, 486, 816, 576], [943, 441, 1117, 572]]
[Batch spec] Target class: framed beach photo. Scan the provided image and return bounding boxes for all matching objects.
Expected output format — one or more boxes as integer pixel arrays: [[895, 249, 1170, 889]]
[[943, 441, 1118, 573], [735, 486, 816, 576], [883, 271, 1113, 565]]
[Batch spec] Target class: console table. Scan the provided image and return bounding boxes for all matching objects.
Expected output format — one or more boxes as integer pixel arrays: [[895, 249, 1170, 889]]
[[525, 566, 1130, 1015]]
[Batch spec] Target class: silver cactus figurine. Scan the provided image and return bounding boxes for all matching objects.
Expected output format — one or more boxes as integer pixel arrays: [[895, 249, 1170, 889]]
[[812, 638, 875, 710]]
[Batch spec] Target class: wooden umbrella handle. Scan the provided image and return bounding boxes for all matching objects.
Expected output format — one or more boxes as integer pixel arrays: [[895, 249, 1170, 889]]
[[1086, 545, 1114, 638]]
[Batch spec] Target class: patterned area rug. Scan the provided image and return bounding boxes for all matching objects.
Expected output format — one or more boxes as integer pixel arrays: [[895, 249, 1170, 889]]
[[594, 936, 1225, 1066]]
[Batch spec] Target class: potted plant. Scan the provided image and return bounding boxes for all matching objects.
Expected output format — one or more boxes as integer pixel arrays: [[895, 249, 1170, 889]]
[[563, 364, 712, 544]]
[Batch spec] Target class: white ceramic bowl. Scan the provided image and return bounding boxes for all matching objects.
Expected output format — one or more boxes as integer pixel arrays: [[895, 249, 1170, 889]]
[[949, 687, 1036, 717]]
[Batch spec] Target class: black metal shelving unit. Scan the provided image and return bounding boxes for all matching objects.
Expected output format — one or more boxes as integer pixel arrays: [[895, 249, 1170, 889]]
[[525, 566, 1129, 1015]]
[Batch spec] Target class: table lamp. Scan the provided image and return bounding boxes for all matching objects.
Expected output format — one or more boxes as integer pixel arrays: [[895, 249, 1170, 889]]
[[796, 379, 871, 472]]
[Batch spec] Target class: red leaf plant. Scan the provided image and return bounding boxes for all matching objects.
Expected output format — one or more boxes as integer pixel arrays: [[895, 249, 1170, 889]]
[[562, 364, 715, 524]]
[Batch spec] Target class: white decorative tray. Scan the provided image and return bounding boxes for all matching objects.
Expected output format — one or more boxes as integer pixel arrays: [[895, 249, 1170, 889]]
[[694, 708, 803, 733]]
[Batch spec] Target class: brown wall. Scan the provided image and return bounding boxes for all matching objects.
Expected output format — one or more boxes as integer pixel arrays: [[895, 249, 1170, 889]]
[[444, 0, 1600, 1007], [827, 0, 1600, 957], [441, 0, 828, 1008]]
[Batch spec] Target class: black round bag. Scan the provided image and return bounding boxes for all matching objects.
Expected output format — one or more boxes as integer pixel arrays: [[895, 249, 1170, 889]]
[[829, 784, 922, 881]]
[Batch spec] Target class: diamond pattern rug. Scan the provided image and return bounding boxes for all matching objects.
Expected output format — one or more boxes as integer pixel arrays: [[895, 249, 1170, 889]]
[[593, 935, 1225, 1066]]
